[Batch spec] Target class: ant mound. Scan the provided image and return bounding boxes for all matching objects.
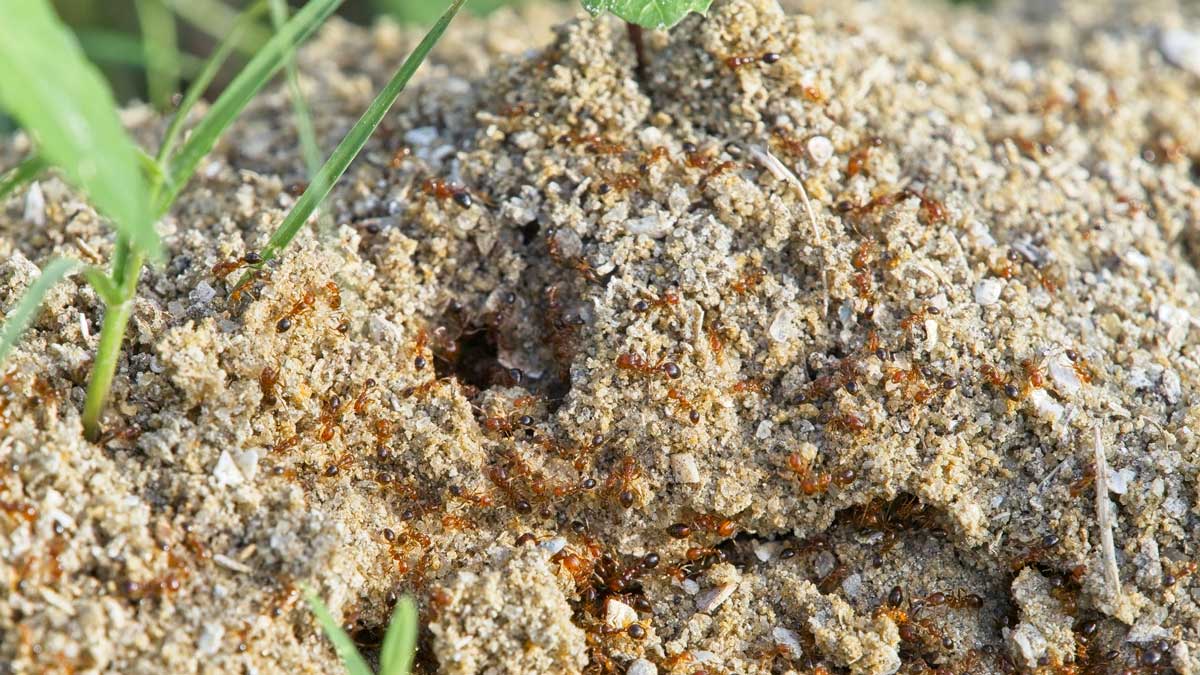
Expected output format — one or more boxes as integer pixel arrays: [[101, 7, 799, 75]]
[[3, 0, 1200, 672]]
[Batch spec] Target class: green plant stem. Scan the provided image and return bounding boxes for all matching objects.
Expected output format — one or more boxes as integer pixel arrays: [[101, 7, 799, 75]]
[[82, 241, 143, 441]]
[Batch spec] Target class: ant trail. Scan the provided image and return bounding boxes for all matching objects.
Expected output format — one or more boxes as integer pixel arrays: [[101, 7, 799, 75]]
[[748, 145, 830, 318]]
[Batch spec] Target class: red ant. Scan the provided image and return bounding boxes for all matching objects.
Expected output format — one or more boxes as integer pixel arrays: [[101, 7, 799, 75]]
[[847, 136, 882, 178], [724, 51, 782, 70], [259, 365, 279, 407], [212, 252, 263, 280], [421, 178, 474, 208], [731, 267, 765, 294], [631, 289, 679, 314], [605, 456, 642, 509], [615, 351, 682, 380]]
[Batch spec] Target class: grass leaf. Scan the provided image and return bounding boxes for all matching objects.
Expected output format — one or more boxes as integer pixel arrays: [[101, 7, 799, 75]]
[[269, 0, 323, 178], [257, 0, 466, 264], [580, 0, 713, 29], [0, 154, 48, 203], [134, 0, 181, 110], [155, 0, 269, 168], [76, 29, 204, 75], [165, 0, 274, 57], [159, 0, 343, 214], [0, 259, 82, 366], [0, 0, 160, 260], [303, 585, 374, 675], [379, 596, 418, 675]]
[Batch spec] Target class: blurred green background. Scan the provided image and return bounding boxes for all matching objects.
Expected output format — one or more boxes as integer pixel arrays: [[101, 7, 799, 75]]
[[51, 0, 987, 108], [50, 0, 558, 107]]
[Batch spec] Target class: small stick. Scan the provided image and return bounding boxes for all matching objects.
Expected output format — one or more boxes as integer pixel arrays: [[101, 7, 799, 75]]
[[749, 145, 830, 317], [625, 22, 646, 82], [1093, 425, 1122, 601]]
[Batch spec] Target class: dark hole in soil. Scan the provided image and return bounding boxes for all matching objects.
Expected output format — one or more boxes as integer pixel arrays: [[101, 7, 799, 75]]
[[1191, 158, 1200, 185], [520, 219, 540, 246], [432, 322, 506, 394]]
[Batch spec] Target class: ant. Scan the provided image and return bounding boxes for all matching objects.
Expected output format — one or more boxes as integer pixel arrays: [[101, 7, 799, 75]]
[[787, 453, 856, 495], [1163, 560, 1197, 587], [605, 456, 642, 509], [421, 178, 474, 208], [1009, 533, 1062, 571], [1065, 348, 1094, 384], [259, 365, 280, 407], [615, 351, 682, 380], [730, 266, 765, 294], [631, 289, 680, 314], [352, 379, 375, 416], [388, 145, 411, 169], [724, 51, 782, 70], [276, 290, 316, 333], [921, 589, 983, 610], [825, 412, 868, 435], [665, 386, 701, 424], [212, 252, 263, 280], [316, 393, 351, 443], [899, 305, 941, 332], [272, 434, 300, 454], [847, 136, 883, 178]]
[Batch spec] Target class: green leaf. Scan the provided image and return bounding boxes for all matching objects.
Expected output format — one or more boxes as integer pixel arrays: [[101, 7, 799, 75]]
[[0, 1, 160, 260], [580, 0, 712, 28], [379, 596, 418, 675], [255, 0, 466, 265], [0, 154, 48, 203], [158, 0, 343, 214], [0, 258, 82, 366], [302, 585, 373, 675]]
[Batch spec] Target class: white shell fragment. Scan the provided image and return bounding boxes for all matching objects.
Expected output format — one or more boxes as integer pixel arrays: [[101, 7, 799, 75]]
[[769, 307, 800, 343], [1047, 353, 1082, 397], [671, 453, 701, 484], [974, 278, 1004, 306], [806, 135, 834, 166], [604, 598, 637, 630], [695, 583, 736, 613], [1026, 389, 1065, 427], [627, 659, 658, 675], [1161, 28, 1200, 76], [213, 451, 245, 488], [772, 626, 804, 658]]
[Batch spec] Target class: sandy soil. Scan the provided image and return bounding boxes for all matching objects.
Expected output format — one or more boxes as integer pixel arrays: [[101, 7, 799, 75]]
[[3, 0, 1200, 673]]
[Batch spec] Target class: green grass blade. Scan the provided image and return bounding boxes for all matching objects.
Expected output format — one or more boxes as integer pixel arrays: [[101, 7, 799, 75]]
[[165, 0, 274, 56], [76, 29, 204, 75], [257, 0, 466, 264], [134, 0, 180, 110], [269, 0, 322, 178], [0, 154, 49, 203], [0, 1, 160, 260], [302, 585, 373, 675], [155, 0, 269, 168], [158, 0, 343, 215], [0, 258, 82, 366], [379, 596, 418, 675]]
